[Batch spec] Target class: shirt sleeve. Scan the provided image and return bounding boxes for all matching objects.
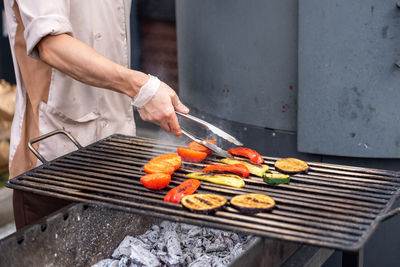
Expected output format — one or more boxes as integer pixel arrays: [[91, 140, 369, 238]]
[[16, 0, 73, 59]]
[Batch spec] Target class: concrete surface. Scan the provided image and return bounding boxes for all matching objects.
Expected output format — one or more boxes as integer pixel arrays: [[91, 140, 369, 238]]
[[0, 187, 15, 240]]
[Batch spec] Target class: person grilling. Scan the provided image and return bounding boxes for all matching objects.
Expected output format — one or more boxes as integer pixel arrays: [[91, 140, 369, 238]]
[[3, 0, 189, 229]]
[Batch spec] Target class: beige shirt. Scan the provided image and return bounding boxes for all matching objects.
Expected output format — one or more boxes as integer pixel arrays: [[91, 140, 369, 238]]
[[4, 0, 135, 178]]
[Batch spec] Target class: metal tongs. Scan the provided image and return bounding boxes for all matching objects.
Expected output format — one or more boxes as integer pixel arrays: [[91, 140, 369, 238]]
[[176, 111, 243, 158]]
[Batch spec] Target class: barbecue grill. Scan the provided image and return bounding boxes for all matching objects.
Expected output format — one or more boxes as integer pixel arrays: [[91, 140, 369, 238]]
[[4, 130, 400, 266], [1, 203, 285, 266]]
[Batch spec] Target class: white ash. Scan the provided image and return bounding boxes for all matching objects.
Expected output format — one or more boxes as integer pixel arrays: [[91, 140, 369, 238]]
[[92, 221, 252, 267]]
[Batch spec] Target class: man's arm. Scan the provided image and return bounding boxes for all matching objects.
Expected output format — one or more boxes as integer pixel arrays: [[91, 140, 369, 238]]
[[37, 33, 188, 136]]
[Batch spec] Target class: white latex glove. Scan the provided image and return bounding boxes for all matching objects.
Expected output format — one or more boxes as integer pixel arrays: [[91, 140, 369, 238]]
[[137, 81, 189, 136]]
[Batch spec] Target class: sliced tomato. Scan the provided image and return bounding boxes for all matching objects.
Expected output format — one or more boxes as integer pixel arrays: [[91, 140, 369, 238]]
[[188, 139, 217, 155], [140, 173, 171, 190], [164, 179, 201, 203], [177, 147, 208, 162], [149, 153, 182, 170], [143, 162, 175, 175], [228, 147, 264, 164], [202, 163, 250, 178]]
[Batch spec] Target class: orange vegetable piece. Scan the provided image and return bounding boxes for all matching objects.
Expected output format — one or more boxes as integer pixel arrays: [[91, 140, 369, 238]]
[[188, 139, 217, 155], [177, 147, 208, 162]]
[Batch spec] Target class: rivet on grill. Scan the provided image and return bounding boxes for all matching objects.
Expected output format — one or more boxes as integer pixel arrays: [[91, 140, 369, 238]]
[[41, 224, 47, 232], [17, 236, 24, 245]]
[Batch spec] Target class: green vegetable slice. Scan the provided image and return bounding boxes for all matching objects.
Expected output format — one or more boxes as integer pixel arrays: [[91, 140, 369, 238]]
[[264, 172, 290, 185], [221, 158, 269, 177], [186, 172, 245, 188]]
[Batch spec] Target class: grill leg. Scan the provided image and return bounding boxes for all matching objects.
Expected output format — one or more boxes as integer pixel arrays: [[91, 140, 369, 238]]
[[342, 249, 363, 267]]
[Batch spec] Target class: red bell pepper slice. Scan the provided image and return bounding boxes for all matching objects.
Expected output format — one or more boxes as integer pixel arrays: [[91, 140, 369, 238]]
[[228, 147, 264, 164], [148, 153, 182, 171], [164, 179, 201, 203], [143, 162, 175, 175], [188, 139, 217, 155], [140, 173, 171, 190], [177, 147, 208, 162], [202, 164, 250, 178]]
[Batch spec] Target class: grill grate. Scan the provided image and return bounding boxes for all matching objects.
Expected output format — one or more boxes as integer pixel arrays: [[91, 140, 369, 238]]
[[7, 134, 400, 251]]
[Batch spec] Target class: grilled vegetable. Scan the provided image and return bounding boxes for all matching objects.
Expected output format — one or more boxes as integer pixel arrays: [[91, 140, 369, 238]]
[[264, 172, 290, 184], [181, 193, 227, 214], [188, 139, 217, 155], [220, 158, 269, 177], [230, 193, 275, 214], [186, 172, 245, 188], [228, 147, 264, 164], [164, 179, 201, 203], [148, 153, 182, 171], [177, 147, 208, 162], [140, 173, 171, 190], [274, 158, 309, 174], [202, 164, 250, 178], [143, 162, 175, 175]]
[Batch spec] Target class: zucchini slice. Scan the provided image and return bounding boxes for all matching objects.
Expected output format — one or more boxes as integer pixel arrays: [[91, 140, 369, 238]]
[[220, 158, 269, 177], [264, 172, 290, 185], [274, 158, 309, 174], [186, 172, 245, 188], [230, 193, 275, 214], [181, 194, 227, 214]]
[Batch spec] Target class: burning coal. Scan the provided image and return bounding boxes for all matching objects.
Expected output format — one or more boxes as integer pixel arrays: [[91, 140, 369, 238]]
[[92, 220, 252, 267]]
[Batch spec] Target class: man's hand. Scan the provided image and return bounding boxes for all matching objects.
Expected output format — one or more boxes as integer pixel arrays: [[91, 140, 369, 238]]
[[137, 82, 189, 136]]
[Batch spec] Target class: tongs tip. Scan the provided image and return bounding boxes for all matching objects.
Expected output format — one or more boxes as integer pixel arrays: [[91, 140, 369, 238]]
[[175, 111, 243, 146]]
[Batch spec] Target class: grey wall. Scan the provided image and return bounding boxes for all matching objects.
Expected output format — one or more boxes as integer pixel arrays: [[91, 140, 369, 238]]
[[298, 0, 400, 158], [176, 0, 298, 132]]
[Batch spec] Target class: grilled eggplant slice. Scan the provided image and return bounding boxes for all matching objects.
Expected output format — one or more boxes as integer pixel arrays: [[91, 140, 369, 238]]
[[186, 172, 245, 188], [264, 172, 290, 185], [221, 158, 269, 177], [230, 193, 275, 214], [181, 194, 227, 214], [274, 158, 309, 174]]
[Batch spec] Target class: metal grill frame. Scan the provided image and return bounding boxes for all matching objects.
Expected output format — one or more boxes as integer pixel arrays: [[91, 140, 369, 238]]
[[7, 132, 400, 252]]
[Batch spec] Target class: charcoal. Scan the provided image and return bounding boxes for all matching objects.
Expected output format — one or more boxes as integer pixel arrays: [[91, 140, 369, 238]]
[[118, 257, 129, 267], [187, 226, 202, 237], [188, 255, 212, 267], [111, 236, 160, 267], [112, 236, 136, 259], [205, 241, 226, 253], [152, 225, 160, 232], [129, 243, 160, 266], [140, 229, 159, 244], [180, 236, 195, 248], [230, 233, 240, 243], [212, 258, 229, 267], [210, 229, 222, 236], [230, 243, 245, 258], [94, 220, 253, 267], [91, 259, 119, 267], [195, 238, 203, 248], [160, 221, 178, 232], [202, 238, 211, 248], [180, 254, 192, 266], [179, 223, 194, 233], [165, 231, 182, 265], [155, 238, 166, 252], [156, 251, 167, 261]]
